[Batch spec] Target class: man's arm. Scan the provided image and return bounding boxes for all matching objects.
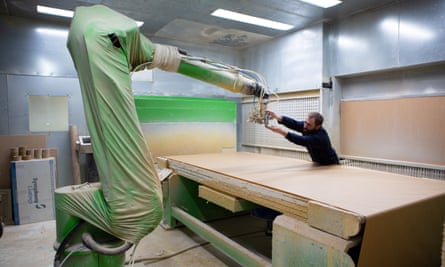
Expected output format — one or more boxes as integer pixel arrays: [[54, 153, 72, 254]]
[[265, 124, 310, 147], [280, 116, 304, 133], [285, 132, 311, 147], [265, 125, 288, 136], [265, 109, 303, 132]]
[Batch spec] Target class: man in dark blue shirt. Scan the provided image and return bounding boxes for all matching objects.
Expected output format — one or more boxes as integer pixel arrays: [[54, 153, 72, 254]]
[[265, 109, 339, 165], [254, 110, 339, 235]]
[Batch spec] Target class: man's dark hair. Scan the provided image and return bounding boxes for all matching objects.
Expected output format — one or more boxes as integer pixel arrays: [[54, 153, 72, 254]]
[[308, 112, 324, 126]]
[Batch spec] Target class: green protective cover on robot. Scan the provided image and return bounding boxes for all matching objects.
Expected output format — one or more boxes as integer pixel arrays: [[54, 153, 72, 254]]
[[64, 5, 163, 243]]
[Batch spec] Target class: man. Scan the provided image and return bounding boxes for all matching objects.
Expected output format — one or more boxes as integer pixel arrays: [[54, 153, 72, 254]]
[[253, 110, 340, 236], [265, 109, 339, 165]]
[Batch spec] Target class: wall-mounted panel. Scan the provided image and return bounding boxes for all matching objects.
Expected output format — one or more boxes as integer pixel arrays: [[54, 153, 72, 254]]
[[28, 96, 69, 132], [341, 96, 445, 166], [7, 75, 85, 134], [339, 62, 445, 166]]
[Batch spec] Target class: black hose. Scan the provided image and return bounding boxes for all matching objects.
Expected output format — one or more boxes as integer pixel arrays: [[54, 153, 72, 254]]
[[252, 83, 269, 98], [82, 232, 133, 256], [54, 219, 86, 267], [0, 219, 3, 238]]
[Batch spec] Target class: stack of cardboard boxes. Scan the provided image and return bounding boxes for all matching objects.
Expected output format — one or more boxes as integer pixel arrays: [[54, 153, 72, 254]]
[[0, 135, 56, 225]]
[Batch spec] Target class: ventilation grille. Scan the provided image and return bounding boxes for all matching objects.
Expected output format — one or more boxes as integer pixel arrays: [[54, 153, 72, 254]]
[[241, 96, 320, 149], [341, 159, 445, 180], [242, 144, 312, 161]]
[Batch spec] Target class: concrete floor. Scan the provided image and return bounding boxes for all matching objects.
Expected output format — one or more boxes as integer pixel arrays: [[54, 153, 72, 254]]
[[0, 215, 271, 266]]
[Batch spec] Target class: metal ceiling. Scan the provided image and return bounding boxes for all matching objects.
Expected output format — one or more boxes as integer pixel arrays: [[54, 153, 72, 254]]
[[1, 0, 401, 49]]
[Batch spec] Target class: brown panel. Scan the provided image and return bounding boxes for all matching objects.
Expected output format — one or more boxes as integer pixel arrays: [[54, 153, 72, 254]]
[[358, 194, 445, 267], [341, 96, 445, 166]]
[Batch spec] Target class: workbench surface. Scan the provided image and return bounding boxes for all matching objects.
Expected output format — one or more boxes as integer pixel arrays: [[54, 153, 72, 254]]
[[166, 152, 444, 216], [165, 152, 445, 267]]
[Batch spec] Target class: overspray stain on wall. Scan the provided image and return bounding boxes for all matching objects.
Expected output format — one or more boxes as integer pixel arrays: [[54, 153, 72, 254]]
[[134, 96, 236, 157]]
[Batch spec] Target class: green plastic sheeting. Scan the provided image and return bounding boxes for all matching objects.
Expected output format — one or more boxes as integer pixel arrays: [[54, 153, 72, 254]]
[[61, 5, 163, 243]]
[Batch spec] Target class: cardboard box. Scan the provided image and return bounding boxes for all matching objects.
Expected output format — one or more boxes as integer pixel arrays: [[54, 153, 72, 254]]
[[10, 158, 56, 224], [0, 189, 13, 224], [0, 135, 47, 189]]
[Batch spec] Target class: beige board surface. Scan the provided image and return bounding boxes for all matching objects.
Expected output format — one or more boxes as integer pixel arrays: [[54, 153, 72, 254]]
[[166, 152, 445, 217], [166, 152, 445, 267], [341, 96, 445, 166]]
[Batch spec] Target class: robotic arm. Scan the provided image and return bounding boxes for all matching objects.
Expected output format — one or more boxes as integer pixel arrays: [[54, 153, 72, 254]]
[[145, 42, 269, 98], [55, 5, 271, 265], [127, 34, 271, 124], [153, 45, 270, 124], [107, 30, 270, 123]]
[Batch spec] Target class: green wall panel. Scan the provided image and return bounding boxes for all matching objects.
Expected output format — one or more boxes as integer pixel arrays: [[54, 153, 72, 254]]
[[134, 96, 236, 123]]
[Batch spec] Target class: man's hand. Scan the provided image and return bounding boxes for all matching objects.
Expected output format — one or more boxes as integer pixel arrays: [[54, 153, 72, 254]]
[[265, 109, 282, 122], [266, 125, 288, 137]]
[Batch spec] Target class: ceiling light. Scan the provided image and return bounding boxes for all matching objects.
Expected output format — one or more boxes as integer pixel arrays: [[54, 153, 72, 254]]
[[35, 28, 69, 37], [37, 5, 74, 18], [211, 9, 293, 31], [299, 0, 342, 8], [36, 5, 144, 27]]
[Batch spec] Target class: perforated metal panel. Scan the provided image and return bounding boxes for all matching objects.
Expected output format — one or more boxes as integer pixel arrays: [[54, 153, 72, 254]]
[[341, 159, 445, 181], [241, 96, 320, 150]]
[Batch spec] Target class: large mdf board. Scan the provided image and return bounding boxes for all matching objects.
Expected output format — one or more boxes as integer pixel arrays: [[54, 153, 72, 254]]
[[166, 152, 445, 267], [341, 96, 445, 166]]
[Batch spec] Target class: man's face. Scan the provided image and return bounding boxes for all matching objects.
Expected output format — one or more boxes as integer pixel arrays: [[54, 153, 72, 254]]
[[303, 117, 319, 133]]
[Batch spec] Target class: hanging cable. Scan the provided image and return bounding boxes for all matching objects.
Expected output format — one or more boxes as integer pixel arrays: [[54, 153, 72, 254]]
[[82, 232, 133, 256], [54, 220, 86, 267]]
